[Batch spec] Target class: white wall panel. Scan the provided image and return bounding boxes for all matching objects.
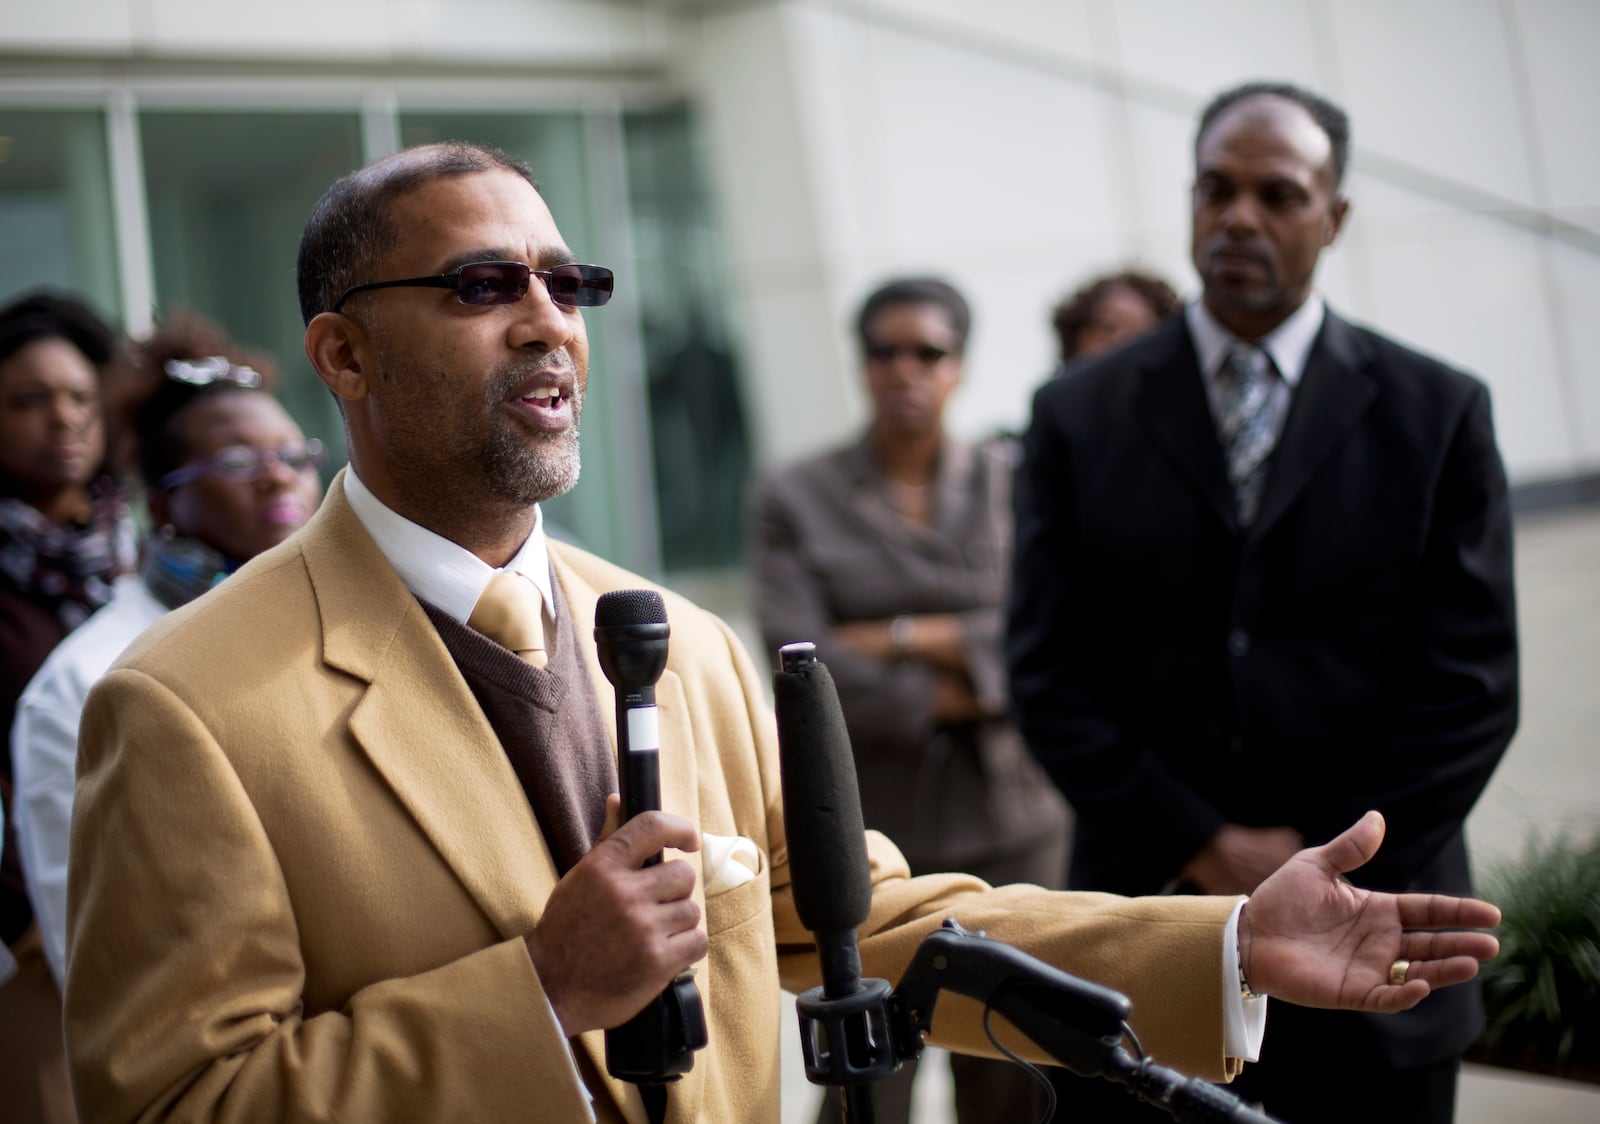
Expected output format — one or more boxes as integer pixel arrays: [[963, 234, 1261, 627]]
[[1107, 0, 1329, 102], [1329, 0, 1538, 209], [1509, 0, 1600, 231], [678, 4, 852, 464], [0, 0, 134, 50], [0, 0, 670, 64], [862, 0, 1100, 69], [1548, 241, 1600, 468], [1342, 178, 1576, 481]]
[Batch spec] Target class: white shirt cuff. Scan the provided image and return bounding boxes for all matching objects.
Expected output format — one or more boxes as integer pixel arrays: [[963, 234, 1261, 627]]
[[1223, 897, 1267, 1062]]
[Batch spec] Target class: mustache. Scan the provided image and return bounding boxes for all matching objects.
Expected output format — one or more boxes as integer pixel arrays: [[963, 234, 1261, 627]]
[[490, 357, 580, 398], [1204, 237, 1272, 266]]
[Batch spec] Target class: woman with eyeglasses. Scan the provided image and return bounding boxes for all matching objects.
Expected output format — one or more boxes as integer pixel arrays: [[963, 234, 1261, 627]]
[[0, 290, 137, 1124], [10, 309, 324, 998], [750, 278, 1070, 1124]]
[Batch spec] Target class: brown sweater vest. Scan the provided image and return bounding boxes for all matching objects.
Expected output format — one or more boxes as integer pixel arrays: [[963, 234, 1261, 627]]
[[422, 581, 616, 875]]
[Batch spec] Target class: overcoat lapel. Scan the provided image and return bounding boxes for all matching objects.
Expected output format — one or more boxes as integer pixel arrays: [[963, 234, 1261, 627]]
[[300, 477, 557, 942], [1133, 323, 1239, 530], [1249, 312, 1378, 540]]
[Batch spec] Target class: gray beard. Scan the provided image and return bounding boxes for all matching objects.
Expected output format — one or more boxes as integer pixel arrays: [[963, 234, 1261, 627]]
[[482, 423, 582, 506]]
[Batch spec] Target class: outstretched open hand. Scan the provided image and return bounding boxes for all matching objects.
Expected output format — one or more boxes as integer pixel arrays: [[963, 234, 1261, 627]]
[[1239, 811, 1501, 1014]]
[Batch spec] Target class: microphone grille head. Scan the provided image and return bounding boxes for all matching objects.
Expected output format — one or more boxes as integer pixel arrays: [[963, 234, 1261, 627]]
[[596, 588, 667, 628]]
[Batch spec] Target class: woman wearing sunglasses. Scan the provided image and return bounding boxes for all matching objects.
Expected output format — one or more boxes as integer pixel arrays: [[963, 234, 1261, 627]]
[[11, 310, 325, 993], [750, 278, 1070, 1124]]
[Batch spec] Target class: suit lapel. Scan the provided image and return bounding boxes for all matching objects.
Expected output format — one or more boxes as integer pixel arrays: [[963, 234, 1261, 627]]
[[302, 477, 557, 941], [1249, 311, 1378, 539], [1133, 321, 1239, 531]]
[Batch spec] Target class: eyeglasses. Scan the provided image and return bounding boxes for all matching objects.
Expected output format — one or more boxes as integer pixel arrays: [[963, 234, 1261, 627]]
[[864, 342, 955, 365], [164, 356, 264, 389], [158, 439, 327, 490], [332, 261, 615, 313]]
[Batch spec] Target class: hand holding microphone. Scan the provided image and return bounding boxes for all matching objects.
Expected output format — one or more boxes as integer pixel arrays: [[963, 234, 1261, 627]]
[[594, 590, 709, 1085], [525, 803, 704, 1035], [523, 588, 710, 1074]]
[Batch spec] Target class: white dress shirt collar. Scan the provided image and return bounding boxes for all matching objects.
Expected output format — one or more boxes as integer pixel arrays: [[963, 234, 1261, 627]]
[[1186, 294, 1326, 388], [342, 466, 555, 625]]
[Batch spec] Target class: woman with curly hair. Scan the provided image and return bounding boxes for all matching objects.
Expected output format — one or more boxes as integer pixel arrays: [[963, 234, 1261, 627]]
[[0, 288, 137, 1124], [1050, 268, 1180, 365]]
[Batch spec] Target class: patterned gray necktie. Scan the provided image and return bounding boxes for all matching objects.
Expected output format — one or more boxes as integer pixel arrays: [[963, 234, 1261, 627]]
[[1216, 343, 1277, 526]]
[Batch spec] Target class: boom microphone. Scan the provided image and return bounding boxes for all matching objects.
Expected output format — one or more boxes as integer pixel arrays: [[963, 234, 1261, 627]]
[[772, 643, 873, 947], [774, 642, 898, 1121], [595, 589, 707, 1088]]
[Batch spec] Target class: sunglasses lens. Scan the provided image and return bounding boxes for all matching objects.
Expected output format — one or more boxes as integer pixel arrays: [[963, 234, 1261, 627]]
[[866, 343, 951, 364], [547, 264, 615, 308], [457, 262, 530, 306]]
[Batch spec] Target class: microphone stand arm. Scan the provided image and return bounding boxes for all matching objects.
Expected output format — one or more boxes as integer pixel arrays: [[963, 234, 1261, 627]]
[[890, 919, 1283, 1124]]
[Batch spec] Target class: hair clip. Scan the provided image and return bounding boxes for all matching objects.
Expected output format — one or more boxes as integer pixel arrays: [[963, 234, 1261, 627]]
[[163, 355, 263, 389]]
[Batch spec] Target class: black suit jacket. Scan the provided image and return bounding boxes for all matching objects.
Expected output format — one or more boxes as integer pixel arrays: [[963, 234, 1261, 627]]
[[1007, 308, 1518, 1068]]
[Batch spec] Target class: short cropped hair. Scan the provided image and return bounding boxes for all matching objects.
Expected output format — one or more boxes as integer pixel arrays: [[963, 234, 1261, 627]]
[[1195, 81, 1352, 189], [296, 142, 539, 325], [853, 278, 972, 355]]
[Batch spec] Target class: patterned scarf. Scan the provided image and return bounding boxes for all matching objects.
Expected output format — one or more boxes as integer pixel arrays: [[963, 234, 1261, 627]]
[[0, 478, 137, 628], [140, 531, 239, 611]]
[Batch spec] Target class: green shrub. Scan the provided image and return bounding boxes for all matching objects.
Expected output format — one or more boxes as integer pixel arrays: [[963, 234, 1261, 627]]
[[1474, 828, 1600, 1072]]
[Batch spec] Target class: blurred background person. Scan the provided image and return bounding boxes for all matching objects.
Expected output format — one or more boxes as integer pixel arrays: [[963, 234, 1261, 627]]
[[0, 290, 136, 1124], [750, 277, 1068, 1124], [12, 308, 325, 991], [1050, 267, 1181, 368]]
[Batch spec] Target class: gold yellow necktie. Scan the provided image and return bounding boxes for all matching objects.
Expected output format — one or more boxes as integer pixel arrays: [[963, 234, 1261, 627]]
[[468, 570, 549, 668]]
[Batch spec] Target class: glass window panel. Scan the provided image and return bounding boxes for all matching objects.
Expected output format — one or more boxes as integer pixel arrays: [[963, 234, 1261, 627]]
[[0, 109, 121, 320], [399, 112, 624, 564], [622, 105, 752, 572], [140, 111, 363, 479]]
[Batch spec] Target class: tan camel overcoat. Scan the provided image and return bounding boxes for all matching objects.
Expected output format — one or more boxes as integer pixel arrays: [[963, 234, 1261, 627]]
[[64, 475, 1237, 1123]]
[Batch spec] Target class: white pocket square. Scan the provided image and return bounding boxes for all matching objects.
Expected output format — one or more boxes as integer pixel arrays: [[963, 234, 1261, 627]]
[[702, 833, 762, 895]]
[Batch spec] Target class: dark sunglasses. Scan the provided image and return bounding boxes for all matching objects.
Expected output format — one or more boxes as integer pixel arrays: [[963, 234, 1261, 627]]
[[333, 261, 615, 313], [864, 342, 955, 365], [158, 439, 327, 490]]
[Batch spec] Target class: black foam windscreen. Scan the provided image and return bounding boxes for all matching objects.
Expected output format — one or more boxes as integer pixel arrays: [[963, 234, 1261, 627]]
[[773, 655, 873, 935], [596, 588, 667, 628]]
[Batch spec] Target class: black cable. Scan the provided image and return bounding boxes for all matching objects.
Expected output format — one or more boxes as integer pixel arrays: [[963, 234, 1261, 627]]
[[982, 991, 1058, 1124]]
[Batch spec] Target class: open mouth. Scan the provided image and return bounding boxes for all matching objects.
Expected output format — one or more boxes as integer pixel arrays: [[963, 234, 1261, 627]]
[[523, 386, 565, 410]]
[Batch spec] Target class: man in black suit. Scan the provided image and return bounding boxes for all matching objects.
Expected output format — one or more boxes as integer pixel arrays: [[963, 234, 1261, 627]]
[[1007, 82, 1518, 1123]]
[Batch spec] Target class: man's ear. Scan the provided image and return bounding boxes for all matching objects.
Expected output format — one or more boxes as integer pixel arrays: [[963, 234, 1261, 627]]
[[1324, 194, 1351, 248], [304, 312, 373, 402]]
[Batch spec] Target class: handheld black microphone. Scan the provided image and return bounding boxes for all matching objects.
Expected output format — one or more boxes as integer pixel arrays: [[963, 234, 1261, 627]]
[[774, 642, 900, 1121], [595, 589, 707, 1086]]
